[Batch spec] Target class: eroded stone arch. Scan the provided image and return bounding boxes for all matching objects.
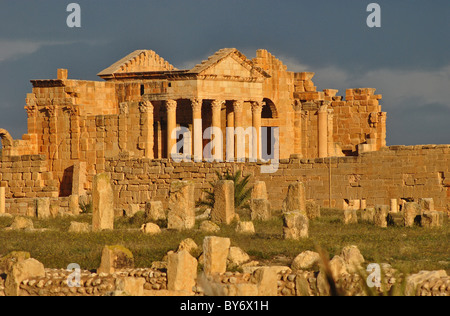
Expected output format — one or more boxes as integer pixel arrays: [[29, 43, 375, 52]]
[[0, 128, 13, 149]]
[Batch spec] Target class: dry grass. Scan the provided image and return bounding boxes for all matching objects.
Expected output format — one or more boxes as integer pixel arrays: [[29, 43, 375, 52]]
[[0, 209, 448, 274]]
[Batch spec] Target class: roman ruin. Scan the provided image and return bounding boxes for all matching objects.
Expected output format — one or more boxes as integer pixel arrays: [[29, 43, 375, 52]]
[[0, 48, 448, 297]]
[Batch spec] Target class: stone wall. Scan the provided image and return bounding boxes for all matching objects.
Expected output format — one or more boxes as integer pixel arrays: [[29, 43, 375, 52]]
[[0, 155, 57, 199], [1, 145, 449, 215], [103, 145, 450, 214], [1, 266, 448, 297]]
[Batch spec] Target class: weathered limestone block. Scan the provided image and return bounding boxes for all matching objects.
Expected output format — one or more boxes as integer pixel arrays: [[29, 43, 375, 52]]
[[404, 202, 421, 227], [421, 211, 444, 228], [5, 258, 45, 296], [343, 209, 358, 224], [227, 247, 250, 268], [253, 267, 278, 296], [387, 211, 404, 226], [7, 216, 34, 231], [306, 200, 321, 220], [250, 198, 271, 221], [291, 251, 321, 271], [167, 250, 198, 293], [0, 251, 30, 275], [36, 197, 50, 219], [419, 198, 434, 211], [199, 220, 220, 233], [328, 255, 348, 281], [360, 199, 367, 210], [203, 236, 231, 276], [145, 201, 166, 222], [177, 238, 199, 256], [68, 221, 91, 233], [69, 194, 80, 216], [374, 205, 389, 228], [340, 245, 365, 274], [92, 173, 114, 232], [390, 199, 399, 213], [0, 187, 5, 214], [235, 221, 255, 234], [251, 181, 268, 200], [98, 245, 134, 275], [167, 181, 195, 230], [212, 180, 235, 225], [283, 211, 309, 239], [125, 204, 140, 218], [140, 222, 161, 235], [282, 181, 306, 215], [115, 277, 145, 296], [361, 208, 375, 223], [405, 270, 447, 296]]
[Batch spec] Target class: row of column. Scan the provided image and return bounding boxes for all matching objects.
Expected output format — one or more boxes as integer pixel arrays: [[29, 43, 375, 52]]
[[140, 98, 264, 161], [293, 100, 334, 158]]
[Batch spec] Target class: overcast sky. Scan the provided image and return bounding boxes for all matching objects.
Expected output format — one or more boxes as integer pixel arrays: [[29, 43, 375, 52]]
[[0, 0, 449, 148]]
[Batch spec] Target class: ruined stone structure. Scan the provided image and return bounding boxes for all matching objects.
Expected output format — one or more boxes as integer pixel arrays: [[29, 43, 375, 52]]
[[0, 48, 448, 216]]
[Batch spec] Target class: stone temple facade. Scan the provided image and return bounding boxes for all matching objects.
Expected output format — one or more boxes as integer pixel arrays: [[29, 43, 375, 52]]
[[0, 48, 387, 197]]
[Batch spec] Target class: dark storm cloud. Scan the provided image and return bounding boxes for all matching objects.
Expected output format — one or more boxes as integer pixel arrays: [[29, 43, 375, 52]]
[[0, 0, 449, 146]]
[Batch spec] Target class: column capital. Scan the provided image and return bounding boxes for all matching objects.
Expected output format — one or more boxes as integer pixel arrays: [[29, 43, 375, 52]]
[[211, 99, 225, 110], [166, 99, 177, 112], [292, 99, 303, 112], [318, 101, 331, 113], [119, 102, 129, 115], [190, 98, 203, 112], [139, 100, 154, 114], [233, 100, 244, 112], [251, 100, 263, 113]]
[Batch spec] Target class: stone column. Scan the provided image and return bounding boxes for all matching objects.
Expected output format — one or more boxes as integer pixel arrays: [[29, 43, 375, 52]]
[[92, 173, 114, 232], [118, 102, 129, 152], [390, 199, 398, 213], [191, 98, 203, 162], [211, 100, 224, 161], [318, 103, 328, 158], [226, 104, 235, 161], [139, 101, 154, 159], [0, 187, 5, 215], [211, 180, 235, 224], [327, 108, 334, 157], [251, 101, 263, 160], [46, 104, 58, 161], [166, 100, 177, 159], [292, 100, 303, 156], [233, 100, 245, 161]]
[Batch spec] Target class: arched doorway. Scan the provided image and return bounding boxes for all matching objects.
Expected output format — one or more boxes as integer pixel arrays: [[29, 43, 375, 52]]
[[261, 99, 279, 160], [0, 129, 14, 156]]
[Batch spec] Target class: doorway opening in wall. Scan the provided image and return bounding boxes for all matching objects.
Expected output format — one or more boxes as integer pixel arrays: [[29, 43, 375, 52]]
[[59, 166, 74, 197]]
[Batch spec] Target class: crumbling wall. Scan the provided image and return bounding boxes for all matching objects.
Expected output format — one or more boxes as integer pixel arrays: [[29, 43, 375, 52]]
[[102, 145, 450, 214]]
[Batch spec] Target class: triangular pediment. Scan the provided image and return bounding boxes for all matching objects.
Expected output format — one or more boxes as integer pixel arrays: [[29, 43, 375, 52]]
[[188, 48, 270, 78], [98, 50, 176, 77]]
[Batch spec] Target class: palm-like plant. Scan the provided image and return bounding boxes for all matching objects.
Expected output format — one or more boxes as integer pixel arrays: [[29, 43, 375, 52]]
[[197, 170, 253, 210]]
